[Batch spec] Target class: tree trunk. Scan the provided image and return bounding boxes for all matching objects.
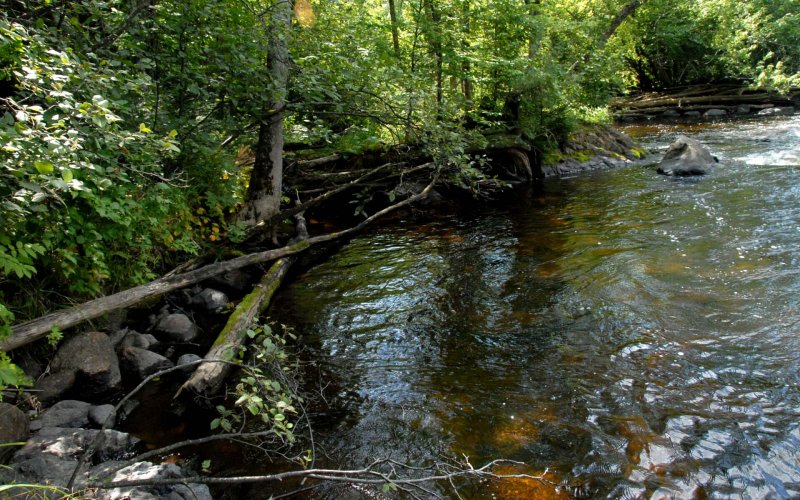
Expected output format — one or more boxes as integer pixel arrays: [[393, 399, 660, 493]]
[[177, 258, 294, 398], [423, 0, 443, 118], [603, 0, 647, 42], [388, 0, 401, 59], [525, 0, 542, 61], [461, 2, 473, 105], [240, 0, 293, 227]]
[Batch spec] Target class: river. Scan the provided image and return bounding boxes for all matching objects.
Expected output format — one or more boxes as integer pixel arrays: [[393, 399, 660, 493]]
[[266, 115, 800, 498]]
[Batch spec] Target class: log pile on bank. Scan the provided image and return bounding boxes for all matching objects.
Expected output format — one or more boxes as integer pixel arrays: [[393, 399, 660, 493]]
[[611, 84, 799, 122]]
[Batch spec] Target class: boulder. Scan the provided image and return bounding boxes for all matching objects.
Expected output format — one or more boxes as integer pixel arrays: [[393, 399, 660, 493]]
[[736, 105, 752, 114], [657, 136, 718, 176], [758, 106, 795, 116], [0, 403, 29, 463], [96, 461, 212, 500], [119, 347, 174, 380], [683, 111, 701, 117], [89, 404, 117, 429], [703, 108, 727, 118], [12, 427, 140, 463], [205, 268, 252, 293], [30, 400, 91, 432], [661, 109, 680, 117], [51, 331, 122, 399], [190, 288, 230, 313], [154, 313, 200, 342], [119, 330, 155, 350], [176, 353, 203, 375], [0, 454, 78, 492], [33, 370, 77, 406]]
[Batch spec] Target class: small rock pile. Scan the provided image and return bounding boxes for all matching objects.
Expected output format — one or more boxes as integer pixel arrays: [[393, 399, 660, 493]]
[[1, 278, 250, 499]]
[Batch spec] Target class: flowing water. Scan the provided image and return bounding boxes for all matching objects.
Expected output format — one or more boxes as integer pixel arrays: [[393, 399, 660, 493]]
[[268, 115, 800, 498]]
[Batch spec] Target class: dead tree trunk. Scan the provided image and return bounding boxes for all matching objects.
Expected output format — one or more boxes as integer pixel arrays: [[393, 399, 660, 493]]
[[177, 257, 294, 398]]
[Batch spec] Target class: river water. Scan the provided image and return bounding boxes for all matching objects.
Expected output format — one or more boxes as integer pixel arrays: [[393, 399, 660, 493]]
[[268, 115, 800, 498]]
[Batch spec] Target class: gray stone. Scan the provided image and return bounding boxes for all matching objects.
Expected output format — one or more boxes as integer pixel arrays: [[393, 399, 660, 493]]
[[191, 288, 230, 313], [30, 400, 91, 432], [33, 369, 76, 406], [51, 331, 122, 399], [89, 404, 117, 429], [736, 104, 752, 114], [758, 106, 795, 116], [661, 109, 680, 117], [657, 135, 718, 176], [119, 330, 153, 350], [119, 347, 174, 380], [154, 314, 199, 342], [0, 454, 78, 492], [13, 427, 139, 463], [176, 353, 202, 375], [206, 268, 252, 293], [703, 108, 727, 117], [683, 111, 702, 117], [0, 403, 29, 463], [96, 461, 213, 500]]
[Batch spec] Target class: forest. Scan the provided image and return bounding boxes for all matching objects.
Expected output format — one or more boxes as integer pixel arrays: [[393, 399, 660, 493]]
[[1, 0, 800, 496]]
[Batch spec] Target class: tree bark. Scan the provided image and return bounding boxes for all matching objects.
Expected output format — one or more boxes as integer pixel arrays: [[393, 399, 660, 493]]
[[177, 258, 294, 398], [524, 0, 542, 61], [240, 0, 293, 226], [388, 0, 401, 59], [603, 0, 647, 42]]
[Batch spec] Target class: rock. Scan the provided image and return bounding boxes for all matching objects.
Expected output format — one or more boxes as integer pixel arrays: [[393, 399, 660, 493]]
[[154, 314, 199, 342], [703, 108, 727, 117], [89, 404, 117, 429], [683, 111, 701, 117], [119, 330, 154, 350], [661, 109, 680, 117], [190, 288, 230, 313], [117, 399, 140, 423], [0, 454, 79, 492], [0, 403, 29, 463], [206, 268, 252, 293], [657, 136, 718, 176], [119, 347, 174, 380], [176, 353, 202, 375], [758, 106, 795, 116], [51, 331, 122, 399], [33, 370, 77, 406], [30, 400, 91, 432], [736, 104, 752, 114], [13, 427, 140, 463], [96, 461, 212, 500]]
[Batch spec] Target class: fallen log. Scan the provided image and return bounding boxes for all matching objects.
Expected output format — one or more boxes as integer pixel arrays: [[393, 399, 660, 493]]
[[610, 91, 795, 110], [177, 257, 294, 398], [1, 175, 438, 352]]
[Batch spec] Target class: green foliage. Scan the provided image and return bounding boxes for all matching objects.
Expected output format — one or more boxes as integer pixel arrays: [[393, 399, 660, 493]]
[[212, 323, 301, 446]]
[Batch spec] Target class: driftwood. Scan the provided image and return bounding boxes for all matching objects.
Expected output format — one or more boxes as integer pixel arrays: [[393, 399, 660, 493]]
[[1, 175, 438, 352], [177, 257, 294, 398]]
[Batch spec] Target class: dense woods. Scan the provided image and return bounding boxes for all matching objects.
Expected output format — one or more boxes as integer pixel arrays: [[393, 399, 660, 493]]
[[1, 0, 799, 407]]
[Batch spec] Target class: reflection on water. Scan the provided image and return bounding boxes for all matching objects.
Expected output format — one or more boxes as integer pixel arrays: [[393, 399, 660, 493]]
[[270, 115, 800, 498]]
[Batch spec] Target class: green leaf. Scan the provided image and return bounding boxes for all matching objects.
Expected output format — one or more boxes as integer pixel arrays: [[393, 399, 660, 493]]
[[139, 123, 152, 134], [34, 161, 54, 174], [61, 169, 73, 182]]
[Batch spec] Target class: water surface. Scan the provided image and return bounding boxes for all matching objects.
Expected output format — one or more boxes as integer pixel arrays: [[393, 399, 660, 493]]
[[270, 115, 800, 498]]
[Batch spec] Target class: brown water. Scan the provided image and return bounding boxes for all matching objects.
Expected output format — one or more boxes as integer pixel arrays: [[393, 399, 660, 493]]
[[267, 115, 800, 498]]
